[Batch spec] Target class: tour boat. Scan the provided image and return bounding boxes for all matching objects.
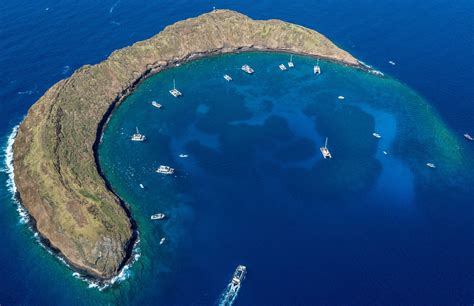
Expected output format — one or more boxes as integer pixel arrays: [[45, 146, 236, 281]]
[[279, 64, 287, 71], [231, 265, 247, 286], [464, 133, 473, 141], [169, 79, 182, 97], [224, 74, 233, 81], [314, 58, 321, 75], [288, 55, 294, 68], [151, 213, 166, 220], [426, 163, 436, 169], [151, 101, 162, 108], [241, 64, 254, 74], [320, 137, 332, 159], [156, 165, 175, 175], [131, 127, 146, 141], [372, 132, 381, 139]]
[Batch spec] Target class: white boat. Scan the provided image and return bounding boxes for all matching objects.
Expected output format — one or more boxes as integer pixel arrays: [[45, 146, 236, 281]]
[[179, 154, 188, 158], [338, 96, 345, 100], [372, 132, 381, 139], [383, 151, 388, 155], [320, 137, 332, 159], [224, 74, 233, 81], [314, 58, 321, 75], [139, 183, 145, 189], [231, 265, 247, 286], [151, 213, 166, 220], [169, 79, 182, 97], [156, 165, 175, 175], [426, 163, 436, 169], [151, 101, 162, 108], [159, 238, 166, 245], [288, 55, 294, 68], [389, 60, 396, 65], [464, 133, 473, 141], [279, 64, 287, 71], [241, 64, 254, 74], [131, 127, 146, 141]]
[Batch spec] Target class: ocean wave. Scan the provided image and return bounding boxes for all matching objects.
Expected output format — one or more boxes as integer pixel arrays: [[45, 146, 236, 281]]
[[2, 124, 141, 290], [2, 125, 29, 224]]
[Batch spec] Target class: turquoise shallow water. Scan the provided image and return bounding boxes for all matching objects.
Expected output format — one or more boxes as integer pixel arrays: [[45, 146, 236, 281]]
[[94, 52, 473, 304]]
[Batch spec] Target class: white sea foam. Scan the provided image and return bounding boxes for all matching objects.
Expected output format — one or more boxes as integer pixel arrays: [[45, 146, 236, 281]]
[[2, 125, 30, 224]]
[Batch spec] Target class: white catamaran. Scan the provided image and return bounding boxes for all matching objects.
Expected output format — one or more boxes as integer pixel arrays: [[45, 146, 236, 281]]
[[131, 127, 146, 142], [320, 137, 332, 159], [169, 79, 182, 97]]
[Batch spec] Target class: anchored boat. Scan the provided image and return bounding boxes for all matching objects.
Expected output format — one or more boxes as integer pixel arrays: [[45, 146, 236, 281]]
[[288, 55, 294, 68], [320, 137, 332, 159], [279, 64, 287, 71], [169, 79, 182, 97], [241, 64, 254, 74], [464, 133, 473, 141], [314, 58, 321, 75], [426, 163, 436, 169], [372, 132, 381, 139], [151, 213, 166, 220], [151, 101, 162, 108], [224, 74, 233, 81], [131, 127, 146, 141], [156, 165, 175, 175]]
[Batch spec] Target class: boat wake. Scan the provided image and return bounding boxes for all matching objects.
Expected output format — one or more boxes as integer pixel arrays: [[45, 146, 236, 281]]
[[2, 124, 141, 291], [217, 283, 241, 306]]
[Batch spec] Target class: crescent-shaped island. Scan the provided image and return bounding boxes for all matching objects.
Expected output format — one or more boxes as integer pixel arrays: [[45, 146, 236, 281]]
[[13, 9, 362, 280]]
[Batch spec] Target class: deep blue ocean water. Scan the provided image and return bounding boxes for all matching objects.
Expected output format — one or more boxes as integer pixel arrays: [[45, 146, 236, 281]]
[[0, 1, 473, 305]]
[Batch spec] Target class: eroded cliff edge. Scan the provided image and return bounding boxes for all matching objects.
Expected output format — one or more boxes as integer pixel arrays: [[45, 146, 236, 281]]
[[13, 9, 360, 279]]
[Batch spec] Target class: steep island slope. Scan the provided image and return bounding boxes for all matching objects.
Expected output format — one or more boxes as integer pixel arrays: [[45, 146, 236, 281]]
[[13, 10, 360, 279]]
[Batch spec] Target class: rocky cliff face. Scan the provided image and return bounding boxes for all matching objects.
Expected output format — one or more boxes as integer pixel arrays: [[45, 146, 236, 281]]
[[13, 10, 359, 279]]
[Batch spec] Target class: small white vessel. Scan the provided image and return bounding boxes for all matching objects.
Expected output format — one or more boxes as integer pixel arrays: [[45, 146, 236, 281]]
[[389, 60, 396, 65], [159, 238, 166, 245], [169, 79, 182, 97], [156, 165, 175, 175], [338, 96, 345, 100], [151, 213, 166, 220], [426, 162, 436, 169], [314, 58, 321, 75], [179, 154, 188, 158], [279, 64, 287, 71], [241, 64, 254, 74], [320, 137, 332, 159], [372, 132, 381, 139], [139, 183, 145, 189], [151, 101, 162, 108], [383, 151, 388, 155], [464, 133, 473, 141], [288, 55, 294, 68], [231, 265, 247, 286], [224, 74, 233, 81], [131, 127, 146, 141]]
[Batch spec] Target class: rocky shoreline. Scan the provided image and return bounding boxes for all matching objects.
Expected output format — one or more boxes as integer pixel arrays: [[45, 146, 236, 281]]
[[13, 9, 361, 280]]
